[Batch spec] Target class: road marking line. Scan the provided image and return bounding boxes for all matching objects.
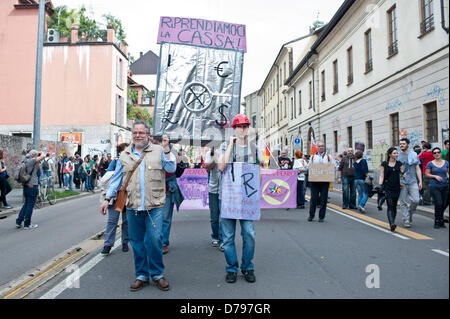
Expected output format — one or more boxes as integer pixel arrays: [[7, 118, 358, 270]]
[[2, 250, 85, 299], [40, 238, 121, 299], [322, 201, 433, 240], [431, 249, 449, 257], [327, 207, 410, 240]]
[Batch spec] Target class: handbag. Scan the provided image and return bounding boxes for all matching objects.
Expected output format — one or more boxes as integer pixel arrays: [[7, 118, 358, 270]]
[[365, 175, 372, 185], [112, 148, 148, 213]]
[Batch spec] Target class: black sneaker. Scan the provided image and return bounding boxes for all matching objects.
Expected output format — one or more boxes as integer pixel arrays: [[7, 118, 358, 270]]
[[225, 272, 237, 283], [101, 246, 112, 255], [307, 216, 314, 222], [242, 270, 256, 283]]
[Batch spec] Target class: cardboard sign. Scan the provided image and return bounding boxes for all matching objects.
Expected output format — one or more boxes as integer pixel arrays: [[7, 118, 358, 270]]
[[221, 162, 260, 220], [308, 163, 336, 182]]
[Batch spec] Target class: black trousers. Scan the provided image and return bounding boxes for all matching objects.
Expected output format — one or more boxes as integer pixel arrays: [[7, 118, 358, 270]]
[[385, 190, 400, 226], [430, 186, 449, 224], [309, 182, 329, 219]]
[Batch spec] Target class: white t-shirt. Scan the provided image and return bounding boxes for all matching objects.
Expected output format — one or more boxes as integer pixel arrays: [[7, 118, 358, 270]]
[[293, 158, 308, 181]]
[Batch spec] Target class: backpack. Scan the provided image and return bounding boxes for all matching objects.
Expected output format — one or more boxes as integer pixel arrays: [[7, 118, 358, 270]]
[[42, 159, 49, 171], [14, 160, 35, 185]]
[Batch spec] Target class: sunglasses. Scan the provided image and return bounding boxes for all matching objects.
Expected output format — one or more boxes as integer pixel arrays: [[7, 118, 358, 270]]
[[433, 151, 441, 154]]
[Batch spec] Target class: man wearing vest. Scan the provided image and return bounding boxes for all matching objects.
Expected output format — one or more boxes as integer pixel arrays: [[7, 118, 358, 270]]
[[218, 114, 263, 284], [101, 120, 176, 292], [308, 141, 332, 222]]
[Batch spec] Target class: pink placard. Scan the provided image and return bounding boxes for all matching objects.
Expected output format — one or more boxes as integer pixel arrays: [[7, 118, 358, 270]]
[[157, 16, 247, 52]]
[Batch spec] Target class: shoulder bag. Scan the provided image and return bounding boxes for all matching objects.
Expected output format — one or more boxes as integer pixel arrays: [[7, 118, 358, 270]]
[[113, 149, 148, 213]]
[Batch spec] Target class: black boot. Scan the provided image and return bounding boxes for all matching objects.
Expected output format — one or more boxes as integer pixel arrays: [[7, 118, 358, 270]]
[[439, 220, 446, 228], [434, 222, 440, 229]]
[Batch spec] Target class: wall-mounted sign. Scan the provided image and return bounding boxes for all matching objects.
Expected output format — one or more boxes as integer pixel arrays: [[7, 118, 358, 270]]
[[59, 133, 82, 145]]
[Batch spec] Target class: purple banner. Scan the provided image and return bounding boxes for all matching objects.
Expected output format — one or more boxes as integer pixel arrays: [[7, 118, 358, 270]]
[[260, 169, 297, 209], [157, 16, 247, 52], [177, 168, 297, 210], [177, 168, 209, 210]]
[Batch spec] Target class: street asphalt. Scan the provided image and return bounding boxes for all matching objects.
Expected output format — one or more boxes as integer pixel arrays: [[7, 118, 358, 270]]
[[14, 190, 447, 300]]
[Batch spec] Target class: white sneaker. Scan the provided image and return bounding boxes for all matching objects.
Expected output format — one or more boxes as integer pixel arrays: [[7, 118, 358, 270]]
[[403, 221, 411, 228], [24, 224, 38, 230], [211, 240, 219, 247]]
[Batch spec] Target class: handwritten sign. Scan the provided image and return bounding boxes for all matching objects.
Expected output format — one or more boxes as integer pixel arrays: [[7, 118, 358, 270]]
[[221, 163, 260, 220], [157, 16, 247, 52], [308, 163, 336, 182]]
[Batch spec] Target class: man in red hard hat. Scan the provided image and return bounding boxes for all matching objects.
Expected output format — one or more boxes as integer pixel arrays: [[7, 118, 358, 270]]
[[217, 114, 263, 284]]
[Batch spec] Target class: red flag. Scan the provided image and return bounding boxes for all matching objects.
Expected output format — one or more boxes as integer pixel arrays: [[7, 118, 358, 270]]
[[310, 136, 318, 156]]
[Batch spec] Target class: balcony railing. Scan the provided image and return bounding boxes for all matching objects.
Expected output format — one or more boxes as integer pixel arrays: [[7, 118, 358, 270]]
[[388, 40, 398, 57], [420, 15, 434, 35]]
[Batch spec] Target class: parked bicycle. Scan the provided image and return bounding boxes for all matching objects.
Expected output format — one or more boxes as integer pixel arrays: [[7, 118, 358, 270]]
[[34, 175, 57, 208]]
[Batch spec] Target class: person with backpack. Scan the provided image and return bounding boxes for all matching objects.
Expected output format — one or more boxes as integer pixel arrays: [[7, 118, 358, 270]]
[[41, 153, 54, 187], [217, 114, 263, 284], [15, 150, 46, 229]]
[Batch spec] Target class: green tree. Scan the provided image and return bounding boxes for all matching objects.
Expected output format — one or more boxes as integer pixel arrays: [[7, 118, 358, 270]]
[[103, 14, 127, 46]]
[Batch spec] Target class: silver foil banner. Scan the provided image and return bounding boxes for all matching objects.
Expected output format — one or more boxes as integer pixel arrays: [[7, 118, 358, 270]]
[[153, 42, 244, 145]]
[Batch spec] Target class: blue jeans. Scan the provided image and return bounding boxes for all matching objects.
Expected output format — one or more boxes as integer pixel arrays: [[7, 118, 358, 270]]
[[104, 206, 128, 247], [354, 179, 369, 208], [84, 175, 92, 191], [162, 194, 174, 247], [342, 177, 356, 208], [42, 171, 52, 187], [16, 185, 38, 227], [208, 193, 222, 242], [221, 218, 255, 273], [63, 173, 73, 191], [296, 180, 305, 206], [127, 207, 164, 282]]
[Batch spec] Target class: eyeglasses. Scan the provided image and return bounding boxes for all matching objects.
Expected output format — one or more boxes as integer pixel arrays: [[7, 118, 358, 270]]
[[433, 151, 441, 154], [132, 132, 147, 136]]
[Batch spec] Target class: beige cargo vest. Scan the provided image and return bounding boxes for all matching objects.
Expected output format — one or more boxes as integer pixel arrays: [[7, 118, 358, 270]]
[[120, 143, 166, 210]]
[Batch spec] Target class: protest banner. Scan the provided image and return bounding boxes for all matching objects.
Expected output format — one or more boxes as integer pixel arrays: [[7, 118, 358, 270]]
[[220, 162, 260, 220], [157, 16, 247, 52], [308, 163, 336, 182], [260, 169, 297, 209], [153, 16, 246, 144]]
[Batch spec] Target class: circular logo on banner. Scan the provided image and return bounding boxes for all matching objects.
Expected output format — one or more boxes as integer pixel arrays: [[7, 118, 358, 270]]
[[181, 82, 213, 113], [262, 179, 291, 206]]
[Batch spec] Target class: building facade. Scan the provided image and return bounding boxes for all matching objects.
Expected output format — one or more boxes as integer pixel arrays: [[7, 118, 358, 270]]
[[0, 0, 131, 158], [242, 90, 262, 129], [284, 0, 449, 180]]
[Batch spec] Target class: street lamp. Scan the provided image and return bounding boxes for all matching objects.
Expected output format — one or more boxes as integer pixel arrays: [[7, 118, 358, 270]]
[[33, 0, 48, 148]]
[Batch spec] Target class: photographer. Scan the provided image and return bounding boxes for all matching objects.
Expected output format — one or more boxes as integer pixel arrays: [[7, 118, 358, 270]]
[[16, 150, 46, 229]]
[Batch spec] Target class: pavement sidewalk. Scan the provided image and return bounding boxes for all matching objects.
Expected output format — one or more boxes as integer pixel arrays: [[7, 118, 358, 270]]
[[0, 185, 100, 219], [330, 183, 449, 221]]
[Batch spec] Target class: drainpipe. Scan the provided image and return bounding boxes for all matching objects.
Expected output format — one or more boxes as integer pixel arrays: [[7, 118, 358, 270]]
[[307, 61, 315, 113], [441, 0, 449, 34]]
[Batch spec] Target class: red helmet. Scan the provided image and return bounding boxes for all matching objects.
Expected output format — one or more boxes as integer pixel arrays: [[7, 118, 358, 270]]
[[231, 114, 251, 129]]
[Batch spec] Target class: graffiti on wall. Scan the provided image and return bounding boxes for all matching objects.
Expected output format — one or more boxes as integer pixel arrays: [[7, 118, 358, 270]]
[[384, 98, 405, 114], [399, 128, 423, 147], [425, 85, 446, 107], [370, 135, 390, 168]]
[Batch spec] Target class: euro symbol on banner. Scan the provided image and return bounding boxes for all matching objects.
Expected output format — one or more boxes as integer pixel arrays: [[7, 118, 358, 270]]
[[214, 61, 230, 78]]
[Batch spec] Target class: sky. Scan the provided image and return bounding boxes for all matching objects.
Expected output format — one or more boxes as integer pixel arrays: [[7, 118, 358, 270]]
[[51, 0, 344, 98]]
